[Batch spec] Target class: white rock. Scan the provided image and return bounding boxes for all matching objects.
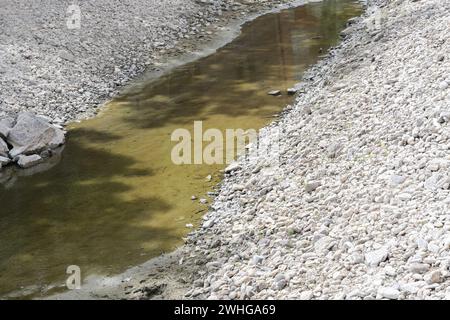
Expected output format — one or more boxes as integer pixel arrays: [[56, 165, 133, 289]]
[[424, 270, 442, 284], [378, 287, 400, 300], [398, 193, 412, 201], [225, 162, 241, 173], [390, 175, 406, 185], [409, 263, 430, 274], [299, 290, 314, 300], [365, 247, 389, 267], [305, 180, 321, 193], [16, 154, 43, 169], [267, 90, 281, 96]]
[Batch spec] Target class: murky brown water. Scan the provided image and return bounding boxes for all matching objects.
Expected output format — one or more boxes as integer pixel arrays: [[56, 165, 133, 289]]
[[0, 0, 362, 298]]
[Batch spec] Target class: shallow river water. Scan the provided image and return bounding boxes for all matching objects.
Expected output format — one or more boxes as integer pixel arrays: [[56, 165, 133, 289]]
[[0, 0, 362, 298]]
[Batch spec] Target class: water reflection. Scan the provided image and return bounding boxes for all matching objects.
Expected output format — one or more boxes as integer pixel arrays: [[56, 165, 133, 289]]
[[0, 0, 362, 297]]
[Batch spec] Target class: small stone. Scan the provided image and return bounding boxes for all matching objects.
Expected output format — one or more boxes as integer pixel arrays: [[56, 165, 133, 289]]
[[185, 223, 194, 228], [384, 265, 397, 276], [300, 106, 312, 115], [191, 195, 197, 200], [327, 142, 342, 159], [305, 180, 321, 193], [232, 184, 245, 191], [314, 236, 335, 254], [416, 238, 428, 250], [365, 247, 389, 267], [0, 138, 9, 158], [427, 160, 440, 172], [268, 90, 281, 96], [299, 290, 314, 300], [438, 81, 448, 90], [427, 243, 439, 253], [225, 162, 241, 173], [378, 287, 400, 300], [16, 154, 43, 169], [400, 282, 423, 294], [409, 263, 430, 274], [0, 123, 10, 140], [203, 219, 215, 229], [0, 155, 11, 167], [287, 88, 298, 95], [199, 198, 208, 204], [193, 279, 204, 288], [275, 279, 287, 290], [390, 175, 406, 185], [424, 270, 442, 284], [398, 193, 412, 201], [251, 255, 264, 265]]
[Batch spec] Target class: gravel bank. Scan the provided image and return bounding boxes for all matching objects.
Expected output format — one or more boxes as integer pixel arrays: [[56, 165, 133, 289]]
[[173, 0, 450, 300], [0, 0, 293, 123]]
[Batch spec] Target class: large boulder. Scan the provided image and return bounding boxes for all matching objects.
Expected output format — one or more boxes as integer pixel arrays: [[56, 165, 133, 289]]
[[6, 112, 65, 158]]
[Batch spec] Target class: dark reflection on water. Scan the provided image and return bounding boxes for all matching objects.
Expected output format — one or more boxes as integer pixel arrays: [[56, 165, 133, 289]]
[[0, 0, 362, 298]]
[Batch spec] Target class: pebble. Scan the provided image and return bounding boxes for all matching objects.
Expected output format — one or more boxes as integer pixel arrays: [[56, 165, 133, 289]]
[[365, 247, 389, 267], [267, 90, 281, 96], [378, 287, 400, 300]]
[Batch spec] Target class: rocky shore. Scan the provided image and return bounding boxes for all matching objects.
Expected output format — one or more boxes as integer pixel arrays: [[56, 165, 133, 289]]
[[0, 113, 65, 172], [51, 0, 450, 301], [175, 0, 450, 300], [0, 0, 294, 123], [1, 0, 297, 172]]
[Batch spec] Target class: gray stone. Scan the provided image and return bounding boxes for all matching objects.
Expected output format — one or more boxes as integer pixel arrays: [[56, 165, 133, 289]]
[[267, 90, 281, 96], [409, 263, 430, 274], [0, 117, 14, 140], [251, 255, 264, 265], [7, 112, 65, 158], [16, 154, 43, 169], [0, 156, 11, 167], [0, 123, 10, 140], [300, 106, 312, 115], [224, 162, 241, 173], [203, 219, 215, 228], [390, 175, 406, 185], [305, 180, 321, 193], [314, 236, 335, 254], [275, 279, 287, 290], [424, 174, 448, 191], [439, 80, 448, 90], [365, 247, 389, 267], [424, 270, 442, 284], [287, 88, 298, 95], [398, 193, 412, 201], [0, 138, 9, 157], [327, 142, 342, 158]]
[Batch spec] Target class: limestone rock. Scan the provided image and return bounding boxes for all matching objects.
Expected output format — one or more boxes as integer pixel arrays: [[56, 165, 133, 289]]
[[16, 154, 43, 169], [7, 112, 65, 158]]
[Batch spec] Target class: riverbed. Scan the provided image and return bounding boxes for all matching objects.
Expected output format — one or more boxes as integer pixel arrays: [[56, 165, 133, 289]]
[[0, 0, 362, 298]]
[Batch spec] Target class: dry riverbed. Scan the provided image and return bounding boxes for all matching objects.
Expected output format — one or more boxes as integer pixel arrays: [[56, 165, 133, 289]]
[[10, 0, 450, 300], [68, 0, 450, 300]]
